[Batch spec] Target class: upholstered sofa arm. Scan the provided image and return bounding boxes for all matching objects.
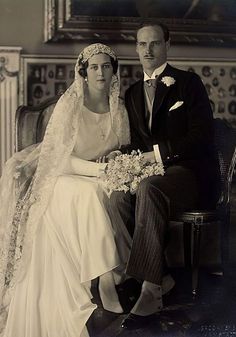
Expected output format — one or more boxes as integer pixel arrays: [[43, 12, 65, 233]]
[[15, 96, 59, 151]]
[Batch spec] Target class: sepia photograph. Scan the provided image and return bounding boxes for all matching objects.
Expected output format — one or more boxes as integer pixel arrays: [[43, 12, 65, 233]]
[[0, 1, 236, 337]]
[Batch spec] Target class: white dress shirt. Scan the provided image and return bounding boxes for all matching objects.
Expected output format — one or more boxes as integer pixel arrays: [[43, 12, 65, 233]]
[[143, 63, 167, 164], [143, 62, 167, 82]]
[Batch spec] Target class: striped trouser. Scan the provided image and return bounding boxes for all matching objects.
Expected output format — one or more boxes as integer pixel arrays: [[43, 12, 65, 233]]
[[109, 166, 198, 284]]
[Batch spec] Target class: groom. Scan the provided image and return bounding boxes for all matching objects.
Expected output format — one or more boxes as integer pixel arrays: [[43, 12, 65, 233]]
[[109, 22, 220, 329]]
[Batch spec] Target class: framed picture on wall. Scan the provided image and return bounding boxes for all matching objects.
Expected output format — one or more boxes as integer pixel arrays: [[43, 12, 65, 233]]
[[20, 55, 236, 126], [20, 56, 76, 106], [44, 0, 236, 46]]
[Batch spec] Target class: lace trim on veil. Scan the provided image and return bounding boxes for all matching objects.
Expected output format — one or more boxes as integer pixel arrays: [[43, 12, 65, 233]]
[[0, 55, 130, 334], [0, 82, 81, 334]]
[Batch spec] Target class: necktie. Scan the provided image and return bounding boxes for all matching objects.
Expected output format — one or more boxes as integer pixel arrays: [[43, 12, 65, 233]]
[[144, 78, 157, 130], [144, 78, 157, 103]]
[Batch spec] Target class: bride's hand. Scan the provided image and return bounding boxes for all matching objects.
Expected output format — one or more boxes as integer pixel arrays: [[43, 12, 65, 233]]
[[106, 150, 121, 161], [96, 150, 121, 163]]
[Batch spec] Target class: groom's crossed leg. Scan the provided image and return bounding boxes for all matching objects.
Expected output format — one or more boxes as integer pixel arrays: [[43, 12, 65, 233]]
[[109, 166, 198, 328]]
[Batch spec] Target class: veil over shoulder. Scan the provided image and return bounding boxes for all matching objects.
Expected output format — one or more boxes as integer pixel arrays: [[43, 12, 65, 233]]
[[0, 44, 130, 336]]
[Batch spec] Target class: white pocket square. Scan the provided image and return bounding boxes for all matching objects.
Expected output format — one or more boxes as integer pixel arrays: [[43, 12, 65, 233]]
[[169, 101, 184, 111]]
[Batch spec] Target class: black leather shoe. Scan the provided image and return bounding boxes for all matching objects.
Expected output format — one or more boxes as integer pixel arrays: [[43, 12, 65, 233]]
[[121, 313, 156, 330], [116, 279, 141, 314]]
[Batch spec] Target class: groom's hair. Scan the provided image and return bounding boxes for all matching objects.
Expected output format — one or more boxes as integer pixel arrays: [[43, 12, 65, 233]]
[[137, 21, 170, 42], [78, 56, 118, 78]]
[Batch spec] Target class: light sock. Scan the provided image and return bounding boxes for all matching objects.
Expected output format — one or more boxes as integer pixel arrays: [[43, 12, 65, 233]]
[[130, 280, 163, 316]]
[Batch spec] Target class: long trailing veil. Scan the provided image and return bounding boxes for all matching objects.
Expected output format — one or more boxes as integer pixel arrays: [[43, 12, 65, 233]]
[[0, 43, 130, 334]]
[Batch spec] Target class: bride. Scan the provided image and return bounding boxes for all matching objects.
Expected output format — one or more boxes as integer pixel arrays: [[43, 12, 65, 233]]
[[0, 43, 131, 337]]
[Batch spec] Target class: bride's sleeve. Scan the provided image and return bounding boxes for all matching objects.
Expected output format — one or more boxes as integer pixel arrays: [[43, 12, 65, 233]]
[[62, 154, 107, 177]]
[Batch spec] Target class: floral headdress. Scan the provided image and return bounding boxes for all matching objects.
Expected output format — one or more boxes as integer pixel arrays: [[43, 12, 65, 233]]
[[76, 43, 117, 68]]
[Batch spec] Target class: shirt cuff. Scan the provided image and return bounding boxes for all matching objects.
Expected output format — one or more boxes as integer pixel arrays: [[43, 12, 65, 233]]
[[153, 144, 163, 165]]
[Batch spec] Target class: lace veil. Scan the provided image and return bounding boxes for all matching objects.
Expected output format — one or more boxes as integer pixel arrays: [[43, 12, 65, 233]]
[[0, 43, 130, 333]]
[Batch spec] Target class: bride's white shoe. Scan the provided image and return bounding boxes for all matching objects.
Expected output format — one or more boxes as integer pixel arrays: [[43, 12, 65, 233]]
[[99, 272, 124, 314]]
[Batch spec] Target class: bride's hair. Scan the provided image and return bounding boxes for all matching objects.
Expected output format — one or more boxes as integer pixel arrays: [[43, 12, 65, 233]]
[[78, 55, 118, 78]]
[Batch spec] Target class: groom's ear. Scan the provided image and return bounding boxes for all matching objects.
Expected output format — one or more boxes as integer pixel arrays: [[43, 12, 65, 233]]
[[166, 39, 170, 52]]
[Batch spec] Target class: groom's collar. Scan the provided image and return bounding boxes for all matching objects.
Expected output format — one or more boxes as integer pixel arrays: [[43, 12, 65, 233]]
[[143, 62, 167, 81]]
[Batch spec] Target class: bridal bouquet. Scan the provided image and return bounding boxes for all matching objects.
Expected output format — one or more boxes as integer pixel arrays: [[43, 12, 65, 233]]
[[103, 150, 165, 195]]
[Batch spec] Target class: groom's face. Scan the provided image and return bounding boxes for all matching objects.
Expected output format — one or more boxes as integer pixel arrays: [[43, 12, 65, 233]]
[[136, 25, 170, 76]]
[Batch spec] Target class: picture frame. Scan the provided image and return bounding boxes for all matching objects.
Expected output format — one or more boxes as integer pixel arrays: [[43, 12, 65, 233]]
[[20, 55, 236, 126], [44, 0, 236, 46], [20, 55, 76, 106]]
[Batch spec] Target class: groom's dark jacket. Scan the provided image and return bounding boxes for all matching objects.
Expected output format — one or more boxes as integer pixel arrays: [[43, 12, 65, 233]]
[[124, 64, 220, 209]]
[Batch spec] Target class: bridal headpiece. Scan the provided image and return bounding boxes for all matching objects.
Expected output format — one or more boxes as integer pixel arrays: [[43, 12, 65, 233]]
[[77, 43, 117, 64], [75, 43, 117, 81]]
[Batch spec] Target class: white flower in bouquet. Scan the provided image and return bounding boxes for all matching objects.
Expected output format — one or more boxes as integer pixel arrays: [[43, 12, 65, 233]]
[[103, 150, 165, 196]]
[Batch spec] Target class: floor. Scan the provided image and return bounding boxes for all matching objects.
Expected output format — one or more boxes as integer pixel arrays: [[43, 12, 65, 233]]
[[87, 184, 236, 337], [87, 267, 236, 337]]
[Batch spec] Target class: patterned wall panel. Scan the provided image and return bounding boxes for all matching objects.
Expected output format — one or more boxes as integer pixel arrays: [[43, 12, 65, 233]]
[[20, 56, 236, 126]]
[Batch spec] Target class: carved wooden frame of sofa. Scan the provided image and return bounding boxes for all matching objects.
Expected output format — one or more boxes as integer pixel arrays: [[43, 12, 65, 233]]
[[16, 96, 59, 151]]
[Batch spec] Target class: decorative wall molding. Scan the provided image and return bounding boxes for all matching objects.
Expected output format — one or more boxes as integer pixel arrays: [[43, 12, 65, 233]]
[[0, 46, 22, 176], [0, 56, 19, 82], [44, 0, 56, 42]]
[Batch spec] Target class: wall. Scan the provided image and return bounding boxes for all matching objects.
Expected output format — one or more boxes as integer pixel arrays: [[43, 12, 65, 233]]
[[1, 0, 236, 60]]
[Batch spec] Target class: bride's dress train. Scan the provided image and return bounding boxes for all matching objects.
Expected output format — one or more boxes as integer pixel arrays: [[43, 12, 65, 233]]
[[3, 175, 124, 337]]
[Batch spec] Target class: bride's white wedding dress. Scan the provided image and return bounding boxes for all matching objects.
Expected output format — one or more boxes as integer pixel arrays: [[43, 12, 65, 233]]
[[3, 106, 130, 337]]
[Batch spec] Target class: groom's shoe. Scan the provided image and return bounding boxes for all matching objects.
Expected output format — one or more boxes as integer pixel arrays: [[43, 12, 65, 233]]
[[116, 278, 141, 313], [121, 280, 163, 330], [121, 313, 157, 330]]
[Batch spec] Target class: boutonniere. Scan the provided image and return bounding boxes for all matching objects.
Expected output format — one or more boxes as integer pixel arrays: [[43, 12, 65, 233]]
[[161, 76, 175, 87]]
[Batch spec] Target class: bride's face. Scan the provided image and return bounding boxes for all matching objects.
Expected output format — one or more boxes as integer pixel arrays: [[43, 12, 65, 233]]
[[86, 53, 113, 92]]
